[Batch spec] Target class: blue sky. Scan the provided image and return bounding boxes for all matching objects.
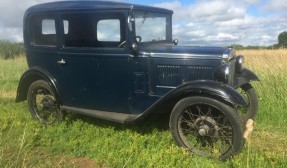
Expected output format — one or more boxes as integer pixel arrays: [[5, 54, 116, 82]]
[[0, 0, 286, 46]]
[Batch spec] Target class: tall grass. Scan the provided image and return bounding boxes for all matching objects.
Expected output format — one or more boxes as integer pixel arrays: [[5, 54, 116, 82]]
[[239, 50, 287, 132], [0, 49, 287, 167]]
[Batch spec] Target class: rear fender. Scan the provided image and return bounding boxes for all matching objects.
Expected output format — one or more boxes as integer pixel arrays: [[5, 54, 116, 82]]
[[15, 67, 60, 103]]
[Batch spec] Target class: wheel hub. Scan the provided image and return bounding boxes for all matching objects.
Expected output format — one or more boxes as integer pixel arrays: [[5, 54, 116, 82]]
[[40, 96, 55, 110], [198, 127, 208, 136], [194, 116, 219, 137]]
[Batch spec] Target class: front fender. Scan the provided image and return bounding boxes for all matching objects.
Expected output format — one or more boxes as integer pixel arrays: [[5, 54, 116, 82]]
[[233, 68, 259, 89], [127, 80, 247, 123], [15, 67, 60, 103], [161, 80, 248, 107]]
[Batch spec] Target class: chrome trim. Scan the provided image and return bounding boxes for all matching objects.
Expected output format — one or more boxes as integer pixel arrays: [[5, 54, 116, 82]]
[[225, 66, 230, 76], [139, 51, 150, 56], [222, 54, 229, 59], [149, 53, 222, 59], [235, 55, 244, 73], [156, 85, 176, 89]]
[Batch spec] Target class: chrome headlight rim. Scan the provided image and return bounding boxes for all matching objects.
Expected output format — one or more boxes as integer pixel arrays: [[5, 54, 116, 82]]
[[214, 63, 230, 83], [235, 55, 244, 73], [224, 64, 230, 81]]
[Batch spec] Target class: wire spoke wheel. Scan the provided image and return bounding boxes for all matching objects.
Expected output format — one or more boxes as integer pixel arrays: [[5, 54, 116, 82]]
[[170, 97, 244, 160], [28, 80, 62, 125], [179, 105, 233, 156]]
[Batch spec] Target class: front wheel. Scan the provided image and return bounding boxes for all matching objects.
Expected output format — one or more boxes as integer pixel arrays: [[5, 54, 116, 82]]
[[27, 80, 62, 125], [237, 83, 258, 123], [170, 96, 244, 160]]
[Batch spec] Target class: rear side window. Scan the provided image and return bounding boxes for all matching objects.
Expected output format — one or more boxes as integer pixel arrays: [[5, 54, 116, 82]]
[[30, 17, 57, 46]]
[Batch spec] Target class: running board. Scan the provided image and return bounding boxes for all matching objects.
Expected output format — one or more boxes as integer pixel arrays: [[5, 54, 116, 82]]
[[62, 106, 140, 123]]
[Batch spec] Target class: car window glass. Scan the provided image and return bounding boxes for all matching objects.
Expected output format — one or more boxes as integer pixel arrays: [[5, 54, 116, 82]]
[[136, 17, 166, 42], [30, 17, 57, 46], [42, 20, 56, 35], [135, 11, 170, 42], [97, 19, 120, 42]]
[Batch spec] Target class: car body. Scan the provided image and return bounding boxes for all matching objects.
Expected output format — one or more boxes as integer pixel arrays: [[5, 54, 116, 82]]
[[16, 1, 259, 160]]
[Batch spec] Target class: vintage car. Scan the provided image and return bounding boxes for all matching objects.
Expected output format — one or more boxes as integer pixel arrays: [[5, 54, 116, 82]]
[[16, 1, 259, 160]]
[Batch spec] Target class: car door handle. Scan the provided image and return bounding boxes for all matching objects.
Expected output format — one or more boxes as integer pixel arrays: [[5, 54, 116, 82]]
[[57, 59, 66, 65]]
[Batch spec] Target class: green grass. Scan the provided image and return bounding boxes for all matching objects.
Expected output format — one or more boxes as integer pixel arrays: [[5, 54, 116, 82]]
[[1, 51, 287, 167]]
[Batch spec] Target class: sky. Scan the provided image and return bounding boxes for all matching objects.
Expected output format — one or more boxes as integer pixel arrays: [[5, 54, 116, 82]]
[[0, 0, 286, 46]]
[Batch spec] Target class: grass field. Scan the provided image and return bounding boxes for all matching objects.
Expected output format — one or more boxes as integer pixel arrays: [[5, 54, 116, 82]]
[[1, 50, 287, 167]]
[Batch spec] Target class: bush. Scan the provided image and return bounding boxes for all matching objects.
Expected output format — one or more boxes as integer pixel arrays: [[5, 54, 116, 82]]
[[0, 40, 25, 59]]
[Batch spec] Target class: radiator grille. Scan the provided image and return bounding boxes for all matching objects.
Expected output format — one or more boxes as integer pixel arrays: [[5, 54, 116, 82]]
[[186, 66, 213, 81], [157, 65, 181, 86], [157, 65, 213, 87]]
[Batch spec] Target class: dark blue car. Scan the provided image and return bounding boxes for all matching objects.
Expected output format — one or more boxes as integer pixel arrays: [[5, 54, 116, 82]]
[[16, 1, 259, 160]]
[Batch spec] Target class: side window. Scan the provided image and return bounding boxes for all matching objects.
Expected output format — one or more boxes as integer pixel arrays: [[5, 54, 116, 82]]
[[30, 17, 57, 46], [62, 13, 124, 48], [42, 20, 56, 34], [97, 19, 120, 42]]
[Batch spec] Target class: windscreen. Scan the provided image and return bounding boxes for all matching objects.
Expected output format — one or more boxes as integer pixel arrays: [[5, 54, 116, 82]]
[[135, 11, 172, 43]]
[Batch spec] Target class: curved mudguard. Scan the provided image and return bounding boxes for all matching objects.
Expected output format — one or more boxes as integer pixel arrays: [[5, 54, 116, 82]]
[[233, 68, 259, 89], [15, 67, 60, 103], [127, 80, 248, 123], [158, 80, 248, 107]]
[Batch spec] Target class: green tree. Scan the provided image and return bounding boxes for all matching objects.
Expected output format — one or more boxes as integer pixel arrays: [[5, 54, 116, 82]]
[[278, 31, 287, 48]]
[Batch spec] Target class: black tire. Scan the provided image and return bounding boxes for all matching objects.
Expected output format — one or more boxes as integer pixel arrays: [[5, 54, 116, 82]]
[[170, 96, 244, 160], [27, 80, 62, 125], [237, 83, 258, 124]]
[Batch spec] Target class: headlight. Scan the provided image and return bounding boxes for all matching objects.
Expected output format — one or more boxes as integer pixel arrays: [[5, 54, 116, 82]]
[[222, 54, 229, 63], [224, 65, 230, 76], [214, 64, 230, 83], [222, 48, 235, 63], [235, 55, 244, 73]]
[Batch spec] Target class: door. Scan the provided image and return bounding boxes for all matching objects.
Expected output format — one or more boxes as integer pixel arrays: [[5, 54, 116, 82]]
[[25, 13, 63, 97], [58, 11, 132, 113]]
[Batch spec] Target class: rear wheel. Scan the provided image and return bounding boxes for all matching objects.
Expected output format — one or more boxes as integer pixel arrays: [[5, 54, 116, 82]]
[[170, 96, 244, 160], [237, 83, 258, 123], [27, 80, 62, 125]]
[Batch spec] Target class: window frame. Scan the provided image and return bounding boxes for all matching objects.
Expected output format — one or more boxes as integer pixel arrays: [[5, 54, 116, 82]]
[[27, 13, 59, 48], [133, 10, 173, 44], [59, 10, 129, 52]]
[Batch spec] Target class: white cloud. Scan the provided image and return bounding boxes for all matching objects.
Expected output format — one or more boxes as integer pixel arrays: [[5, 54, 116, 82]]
[[0, 0, 57, 41], [244, 0, 262, 5], [189, 1, 246, 22], [153, 0, 287, 46], [186, 30, 206, 37], [0, 27, 22, 42], [261, 0, 287, 14], [0, 0, 286, 46]]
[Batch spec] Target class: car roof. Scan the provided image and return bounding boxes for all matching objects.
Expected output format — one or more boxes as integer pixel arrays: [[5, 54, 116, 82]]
[[25, 1, 173, 14]]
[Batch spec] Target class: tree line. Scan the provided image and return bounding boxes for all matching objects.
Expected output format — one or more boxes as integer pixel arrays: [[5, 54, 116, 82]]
[[0, 40, 25, 59], [277, 31, 287, 48], [232, 31, 287, 50]]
